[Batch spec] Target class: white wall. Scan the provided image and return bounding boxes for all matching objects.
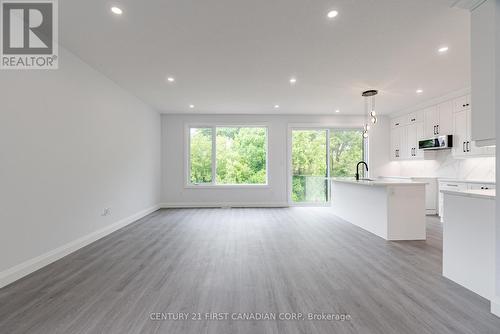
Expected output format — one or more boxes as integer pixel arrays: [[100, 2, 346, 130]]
[[494, 0, 500, 318], [161, 114, 391, 206], [0, 48, 162, 286]]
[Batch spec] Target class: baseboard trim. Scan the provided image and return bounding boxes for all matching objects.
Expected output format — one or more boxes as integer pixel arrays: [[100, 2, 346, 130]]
[[492, 297, 500, 317], [0, 204, 160, 289], [160, 202, 289, 208]]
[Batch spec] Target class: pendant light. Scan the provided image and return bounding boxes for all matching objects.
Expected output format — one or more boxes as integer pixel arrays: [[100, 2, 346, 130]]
[[362, 89, 378, 139]]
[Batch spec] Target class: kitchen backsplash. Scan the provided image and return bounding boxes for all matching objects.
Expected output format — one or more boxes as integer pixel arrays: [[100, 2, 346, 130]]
[[386, 151, 495, 181]]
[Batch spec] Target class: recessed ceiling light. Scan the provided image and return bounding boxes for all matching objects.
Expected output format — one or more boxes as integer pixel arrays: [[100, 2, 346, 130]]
[[416, 89, 423, 94], [166, 77, 175, 83], [327, 10, 338, 19], [111, 6, 123, 15], [438, 46, 449, 53], [189, 104, 195, 109], [335, 109, 340, 113], [274, 104, 280, 109], [289, 77, 297, 84]]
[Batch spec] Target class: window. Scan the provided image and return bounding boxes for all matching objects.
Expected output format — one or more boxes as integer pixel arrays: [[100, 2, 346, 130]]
[[189, 128, 213, 184], [329, 129, 365, 178], [290, 128, 364, 204], [291, 130, 328, 203], [189, 126, 268, 186]]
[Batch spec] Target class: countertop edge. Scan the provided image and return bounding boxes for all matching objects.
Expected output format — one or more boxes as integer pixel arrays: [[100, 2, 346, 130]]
[[331, 179, 427, 186], [441, 189, 496, 200]]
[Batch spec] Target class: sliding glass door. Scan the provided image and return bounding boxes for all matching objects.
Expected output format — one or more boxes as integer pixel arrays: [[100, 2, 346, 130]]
[[290, 128, 364, 205], [291, 130, 328, 204]]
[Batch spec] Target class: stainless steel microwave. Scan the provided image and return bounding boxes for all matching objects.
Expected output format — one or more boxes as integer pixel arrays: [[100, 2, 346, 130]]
[[418, 135, 453, 150]]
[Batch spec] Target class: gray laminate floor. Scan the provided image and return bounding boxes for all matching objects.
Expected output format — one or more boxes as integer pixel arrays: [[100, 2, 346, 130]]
[[1, 208, 499, 334]]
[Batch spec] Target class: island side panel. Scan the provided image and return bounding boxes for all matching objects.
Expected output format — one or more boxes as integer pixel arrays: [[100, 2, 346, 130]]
[[331, 182, 389, 239], [443, 193, 495, 301], [386, 185, 426, 241]]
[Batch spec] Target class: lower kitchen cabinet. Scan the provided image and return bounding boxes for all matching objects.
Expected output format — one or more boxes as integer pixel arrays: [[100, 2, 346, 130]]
[[438, 180, 496, 221]]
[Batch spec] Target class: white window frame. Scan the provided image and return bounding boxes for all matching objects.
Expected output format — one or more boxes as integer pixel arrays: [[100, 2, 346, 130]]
[[185, 123, 270, 188]]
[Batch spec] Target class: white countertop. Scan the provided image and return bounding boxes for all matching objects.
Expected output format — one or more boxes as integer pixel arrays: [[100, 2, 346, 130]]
[[441, 189, 495, 200], [380, 176, 437, 180], [438, 178, 496, 185], [331, 178, 427, 186]]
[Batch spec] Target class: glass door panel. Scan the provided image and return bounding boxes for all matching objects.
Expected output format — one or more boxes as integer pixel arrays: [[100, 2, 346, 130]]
[[291, 130, 328, 203], [329, 129, 364, 178]]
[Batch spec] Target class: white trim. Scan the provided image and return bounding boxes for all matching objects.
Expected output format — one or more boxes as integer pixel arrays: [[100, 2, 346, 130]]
[[287, 122, 364, 129], [491, 297, 500, 317], [0, 205, 161, 289], [160, 202, 289, 208], [184, 184, 271, 189], [449, 0, 487, 11], [389, 87, 471, 118]]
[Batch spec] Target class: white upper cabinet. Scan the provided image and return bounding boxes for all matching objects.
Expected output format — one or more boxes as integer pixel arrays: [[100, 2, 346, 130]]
[[391, 126, 405, 160], [453, 109, 469, 157], [437, 101, 453, 135], [452, 108, 494, 158], [423, 102, 453, 138], [471, 0, 497, 146], [453, 95, 471, 113], [390, 93, 494, 161], [406, 122, 425, 159], [406, 110, 422, 125], [423, 106, 438, 138], [391, 116, 405, 129]]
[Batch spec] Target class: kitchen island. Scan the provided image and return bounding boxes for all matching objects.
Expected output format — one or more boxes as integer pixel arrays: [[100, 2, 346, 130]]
[[441, 188, 496, 313], [331, 178, 427, 240]]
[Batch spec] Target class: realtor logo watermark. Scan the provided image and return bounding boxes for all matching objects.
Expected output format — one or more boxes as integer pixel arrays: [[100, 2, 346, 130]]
[[1, 0, 58, 69]]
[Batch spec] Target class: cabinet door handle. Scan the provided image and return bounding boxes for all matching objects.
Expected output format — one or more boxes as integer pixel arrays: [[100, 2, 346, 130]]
[[433, 126, 436, 135], [466, 141, 470, 152], [395, 123, 400, 126], [436, 124, 439, 134], [411, 118, 416, 122], [463, 142, 466, 152]]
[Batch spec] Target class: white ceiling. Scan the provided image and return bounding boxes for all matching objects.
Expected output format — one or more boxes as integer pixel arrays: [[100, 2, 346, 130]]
[[60, 0, 470, 115]]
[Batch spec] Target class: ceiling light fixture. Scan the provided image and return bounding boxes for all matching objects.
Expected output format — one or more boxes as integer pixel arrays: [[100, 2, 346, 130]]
[[438, 46, 449, 53], [335, 109, 340, 113], [289, 77, 297, 84], [327, 10, 339, 19], [274, 104, 280, 109], [189, 104, 195, 109], [166, 77, 175, 83], [362, 89, 379, 139], [111, 6, 123, 15], [416, 89, 423, 94]]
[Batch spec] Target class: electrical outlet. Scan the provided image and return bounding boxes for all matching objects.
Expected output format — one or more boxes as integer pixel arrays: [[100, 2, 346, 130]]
[[101, 208, 111, 216]]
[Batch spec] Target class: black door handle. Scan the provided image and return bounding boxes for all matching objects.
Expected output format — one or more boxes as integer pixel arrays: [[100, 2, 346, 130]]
[[466, 141, 470, 152], [463, 142, 466, 152], [436, 125, 439, 134]]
